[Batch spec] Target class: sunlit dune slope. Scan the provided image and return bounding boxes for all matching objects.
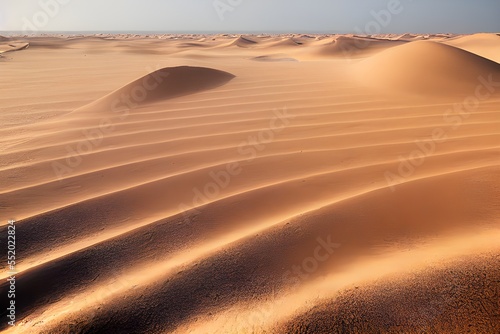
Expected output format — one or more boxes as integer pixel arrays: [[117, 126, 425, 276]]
[[356, 41, 500, 96]]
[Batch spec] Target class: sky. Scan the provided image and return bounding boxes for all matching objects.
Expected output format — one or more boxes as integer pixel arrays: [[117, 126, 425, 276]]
[[1, 0, 499, 34]]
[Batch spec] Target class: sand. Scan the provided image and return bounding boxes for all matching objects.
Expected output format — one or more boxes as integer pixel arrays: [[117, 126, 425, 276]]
[[0, 33, 499, 333]]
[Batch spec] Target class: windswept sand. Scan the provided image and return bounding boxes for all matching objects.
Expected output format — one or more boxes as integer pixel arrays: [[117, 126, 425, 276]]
[[0, 33, 499, 333]]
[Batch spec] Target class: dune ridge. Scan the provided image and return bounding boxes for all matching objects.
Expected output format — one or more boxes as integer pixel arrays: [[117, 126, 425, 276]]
[[356, 40, 500, 96], [0, 42, 29, 54], [77, 66, 235, 112], [229, 35, 259, 48], [311, 35, 406, 57]]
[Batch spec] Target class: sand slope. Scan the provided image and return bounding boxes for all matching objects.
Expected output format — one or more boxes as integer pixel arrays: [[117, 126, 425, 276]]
[[310, 35, 406, 58], [0, 33, 499, 333], [444, 33, 500, 62], [356, 40, 500, 96], [78, 66, 235, 112], [280, 250, 500, 333], [0, 42, 29, 54]]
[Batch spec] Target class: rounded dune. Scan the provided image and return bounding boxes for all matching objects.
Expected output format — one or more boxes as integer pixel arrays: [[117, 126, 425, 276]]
[[446, 32, 500, 45], [311, 36, 405, 57], [356, 40, 500, 96], [78, 66, 235, 112], [444, 33, 500, 62]]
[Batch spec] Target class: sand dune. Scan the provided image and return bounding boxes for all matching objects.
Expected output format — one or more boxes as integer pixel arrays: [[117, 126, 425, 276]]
[[77, 66, 235, 112], [0, 33, 499, 333], [444, 33, 500, 62], [309, 35, 406, 58], [279, 243, 500, 333], [393, 33, 427, 41], [251, 54, 298, 62], [228, 35, 260, 48], [266, 37, 303, 47], [0, 42, 29, 54], [356, 40, 500, 96]]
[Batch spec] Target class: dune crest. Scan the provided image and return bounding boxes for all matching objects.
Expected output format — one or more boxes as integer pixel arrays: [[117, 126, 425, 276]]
[[0, 42, 29, 54], [77, 66, 235, 112], [229, 35, 259, 48], [311, 35, 405, 57], [356, 41, 500, 96], [268, 37, 303, 47], [444, 33, 500, 62]]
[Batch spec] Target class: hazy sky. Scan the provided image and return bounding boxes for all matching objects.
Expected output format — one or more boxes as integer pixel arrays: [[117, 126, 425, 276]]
[[1, 0, 499, 34]]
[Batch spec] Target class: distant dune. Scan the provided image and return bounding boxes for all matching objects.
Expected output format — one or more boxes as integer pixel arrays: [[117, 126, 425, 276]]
[[309, 35, 406, 58], [229, 35, 260, 47], [266, 37, 303, 47], [0, 33, 499, 334], [0, 42, 29, 54]]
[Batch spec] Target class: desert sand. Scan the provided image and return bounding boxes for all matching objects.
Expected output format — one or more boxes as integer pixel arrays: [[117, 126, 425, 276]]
[[0, 33, 499, 333]]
